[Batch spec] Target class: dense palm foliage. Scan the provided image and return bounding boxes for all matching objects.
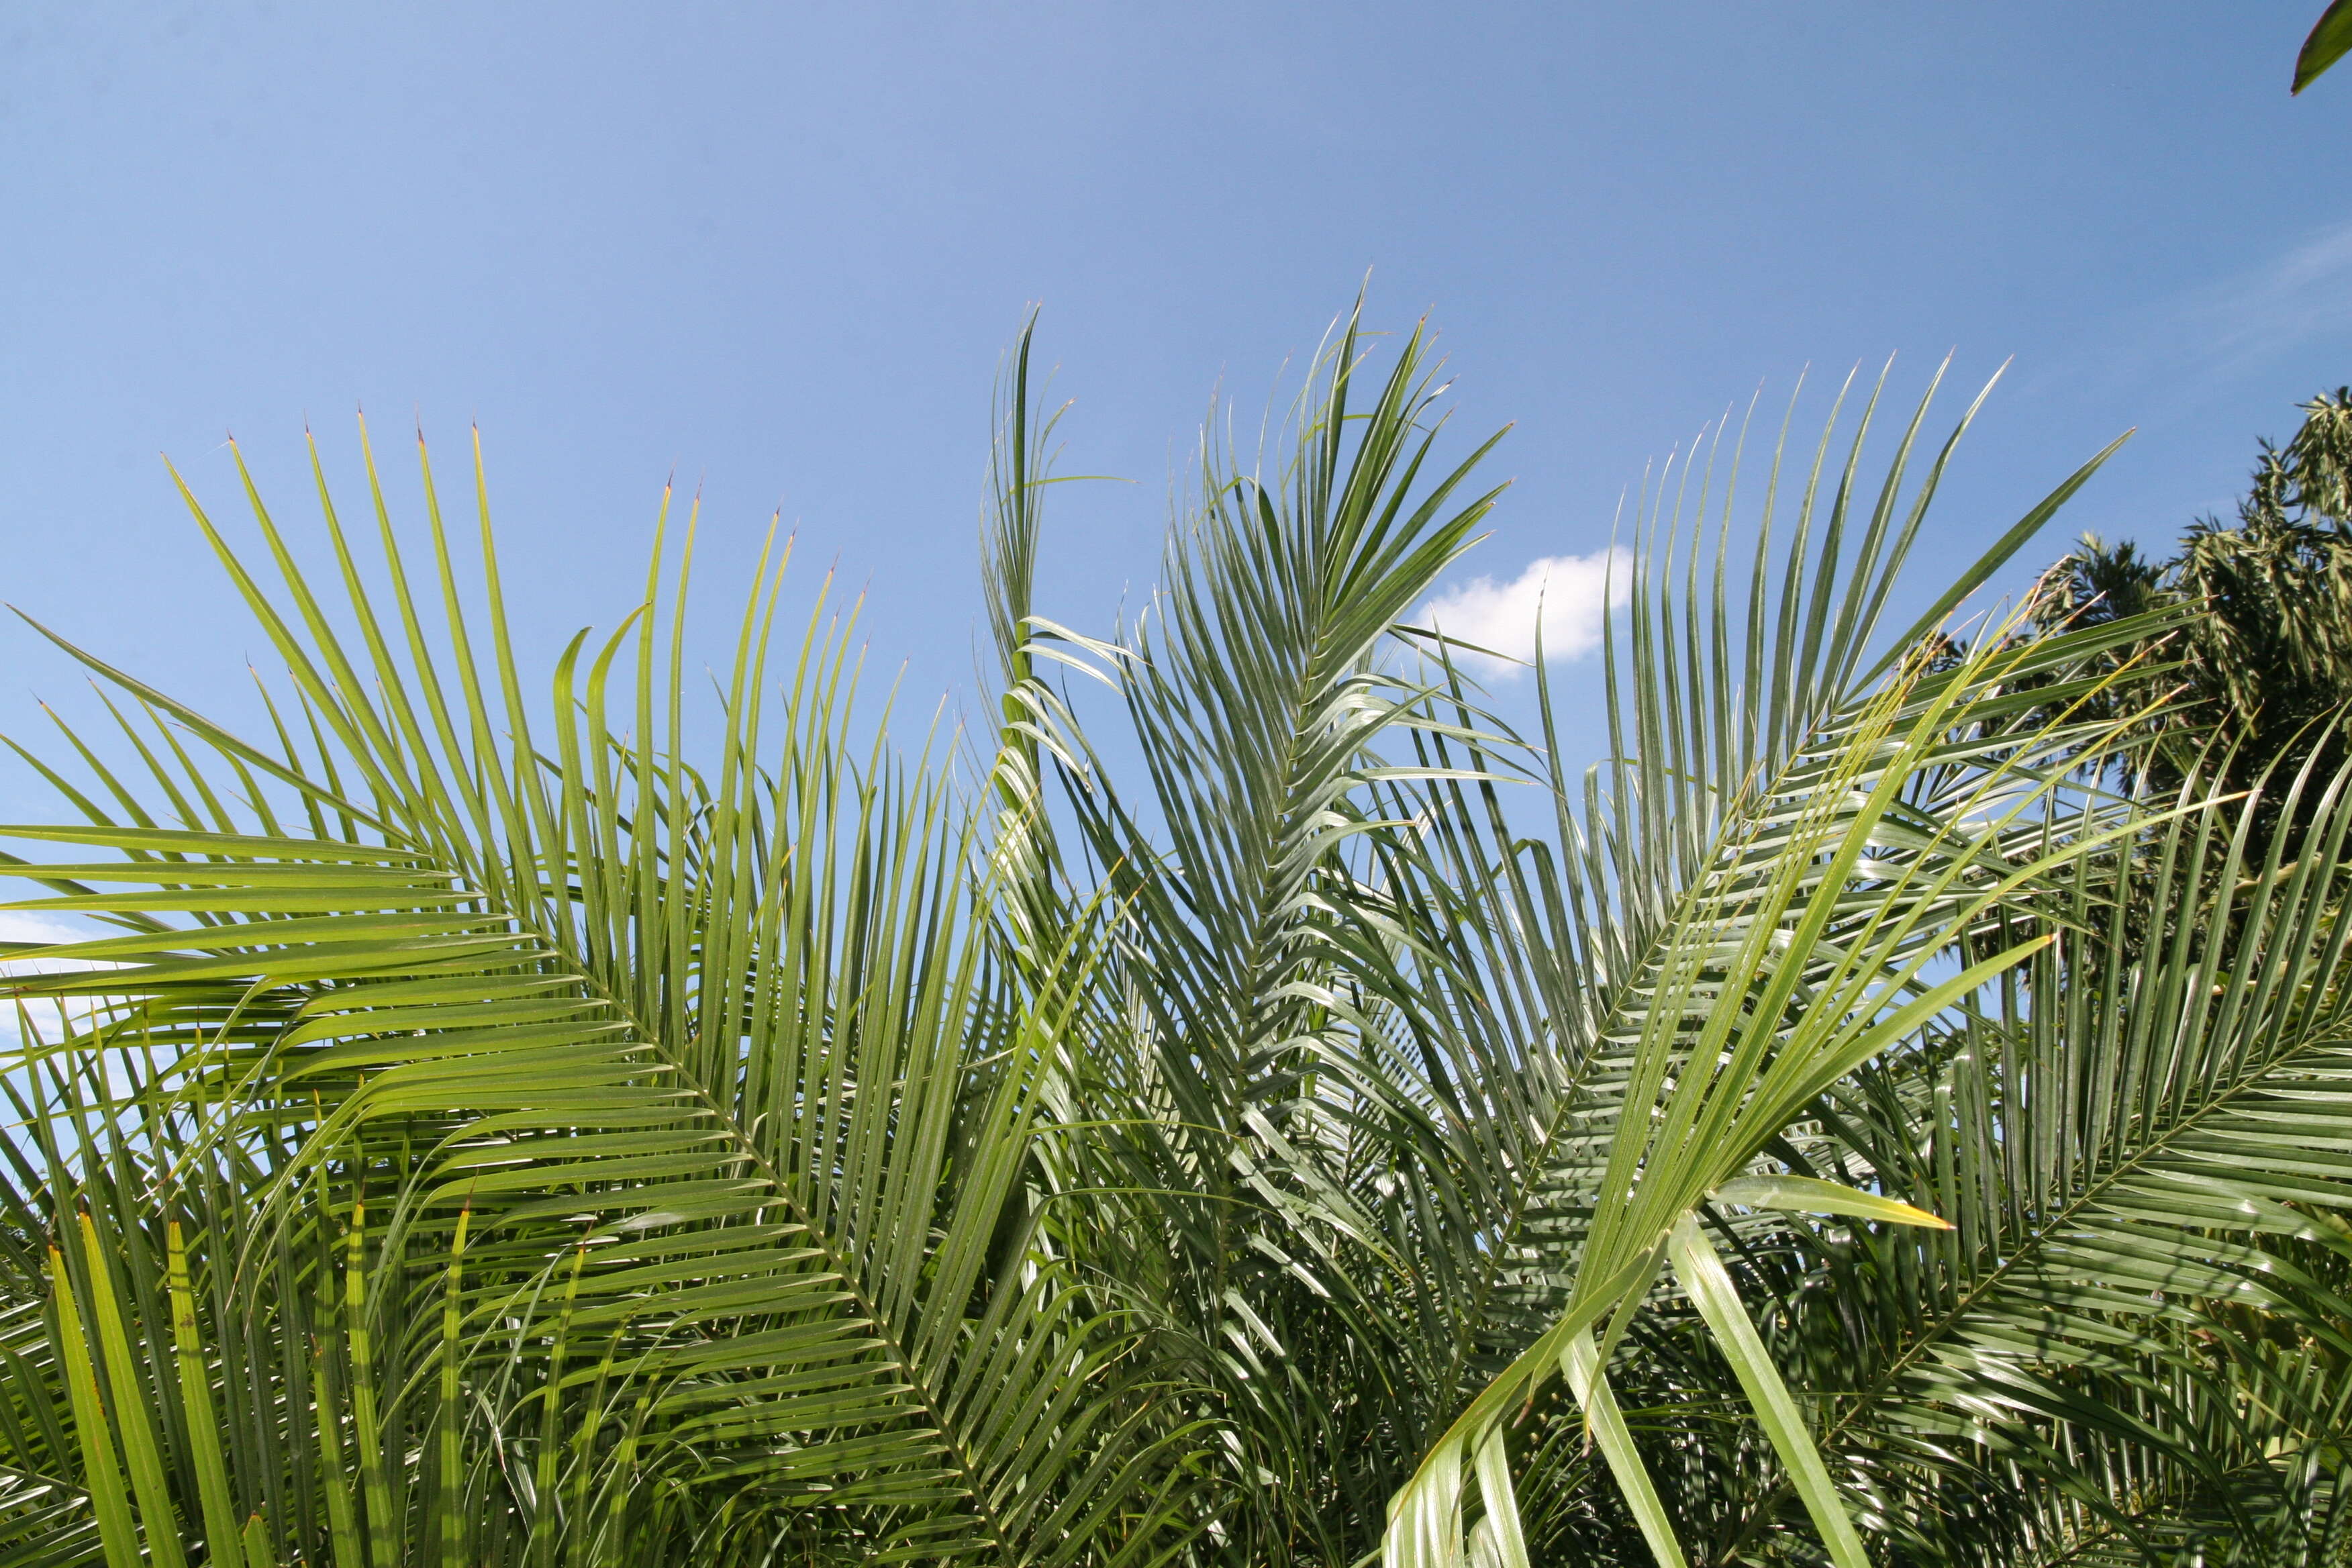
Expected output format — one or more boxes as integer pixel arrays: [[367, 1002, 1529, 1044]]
[[5, 312, 2349, 1568], [2034, 388, 2352, 832]]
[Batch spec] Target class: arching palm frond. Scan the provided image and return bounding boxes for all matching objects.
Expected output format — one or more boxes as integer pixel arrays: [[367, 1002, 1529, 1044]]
[[1682, 748, 2352, 1567], [1373, 373, 2171, 1568], [7, 304, 2318, 1568], [0, 426, 1195, 1568], [1008, 307, 1517, 1563]]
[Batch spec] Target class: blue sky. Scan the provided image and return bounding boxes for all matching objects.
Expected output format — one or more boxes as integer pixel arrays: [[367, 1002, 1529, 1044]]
[[1, 4, 2347, 827]]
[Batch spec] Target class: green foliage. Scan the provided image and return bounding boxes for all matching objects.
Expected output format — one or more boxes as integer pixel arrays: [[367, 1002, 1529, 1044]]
[[2297, 0, 2352, 94], [0, 428, 1195, 1566], [3, 313, 2348, 1567], [2035, 389, 2352, 829]]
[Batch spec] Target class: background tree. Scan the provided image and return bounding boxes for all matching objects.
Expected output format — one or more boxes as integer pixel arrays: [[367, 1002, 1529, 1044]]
[[2035, 387, 2352, 814]]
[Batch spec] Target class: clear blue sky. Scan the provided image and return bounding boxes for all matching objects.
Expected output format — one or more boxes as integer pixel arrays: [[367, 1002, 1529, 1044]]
[[2, 5, 2347, 812]]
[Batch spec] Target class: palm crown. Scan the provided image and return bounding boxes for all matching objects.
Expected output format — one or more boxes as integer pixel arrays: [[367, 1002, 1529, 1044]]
[[5, 307, 2346, 1568]]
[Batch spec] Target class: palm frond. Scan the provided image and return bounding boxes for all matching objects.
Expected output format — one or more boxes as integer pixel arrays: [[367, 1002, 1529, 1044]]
[[0, 423, 1191, 1566]]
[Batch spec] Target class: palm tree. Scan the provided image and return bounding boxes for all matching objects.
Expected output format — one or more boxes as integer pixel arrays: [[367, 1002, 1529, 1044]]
[[2032, 389, 2352, 836], [4, 310, 2347, 1568]]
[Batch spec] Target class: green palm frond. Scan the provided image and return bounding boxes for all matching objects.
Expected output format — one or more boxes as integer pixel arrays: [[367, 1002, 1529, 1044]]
[[1373, 372, 2163, 1568], [0, 421, 1194, 1567], [7, 305, 2325, 1568], [1689, 744, 2352, 1565], [1009, 305, 1515, 1560]]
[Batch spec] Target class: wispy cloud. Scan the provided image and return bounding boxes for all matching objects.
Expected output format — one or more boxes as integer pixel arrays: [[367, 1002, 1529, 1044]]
[[2190, 217, 2352, 373], [2015, 213, 2352, 429], [0, 912, 117, 1052], [1419, 547, 1630, 677], [0, 910, 115, 980], [0, 912, 93, 946]]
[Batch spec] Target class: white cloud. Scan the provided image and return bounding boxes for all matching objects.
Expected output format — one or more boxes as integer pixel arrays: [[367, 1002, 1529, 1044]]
[[0, 911, 94, 946], [0, 910, 118, 991], [2011, 214, 2352, 429], [0, 910, 101, 969], [1419, 548, 1631, 677], [2195, 217, 2352, 371], [0, 912, 117, 1054]]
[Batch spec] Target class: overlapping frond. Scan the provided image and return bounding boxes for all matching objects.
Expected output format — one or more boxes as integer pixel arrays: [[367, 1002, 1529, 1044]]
[[0, 420, 1192, 1567], [1687, 747, 2352, 1565], [5, 305, 2323, 1568], [1373, 373, 2163, 1568]]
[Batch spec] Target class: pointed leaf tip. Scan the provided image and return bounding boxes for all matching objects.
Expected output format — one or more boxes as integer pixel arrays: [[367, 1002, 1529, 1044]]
[[2294, 0, 2352, 92], [1714, 1175, 1953, 1230]]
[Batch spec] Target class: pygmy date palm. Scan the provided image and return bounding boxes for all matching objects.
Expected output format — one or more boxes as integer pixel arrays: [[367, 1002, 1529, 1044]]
[[4, 309, 2347, 1568]]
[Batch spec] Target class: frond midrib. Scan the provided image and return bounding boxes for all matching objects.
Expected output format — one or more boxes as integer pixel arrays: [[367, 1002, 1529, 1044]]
[[295, 826, 1030, 1559], [1706, 1006, 2352, 1564]]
